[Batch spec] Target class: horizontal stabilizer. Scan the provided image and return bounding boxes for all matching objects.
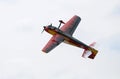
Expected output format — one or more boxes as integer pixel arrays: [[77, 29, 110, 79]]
[[82, 42, 98, 59]]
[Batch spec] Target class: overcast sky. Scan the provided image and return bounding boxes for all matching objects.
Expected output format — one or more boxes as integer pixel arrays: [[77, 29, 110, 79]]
[[0, 0, 120, 79]]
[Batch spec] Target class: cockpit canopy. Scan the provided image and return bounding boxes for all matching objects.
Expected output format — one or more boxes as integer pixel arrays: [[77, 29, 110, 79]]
[[48, 24, 52, 27], [47, 24, 57, 30]]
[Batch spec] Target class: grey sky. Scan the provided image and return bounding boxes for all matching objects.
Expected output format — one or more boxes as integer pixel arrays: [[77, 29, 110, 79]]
[[0, 0, 120, 79]]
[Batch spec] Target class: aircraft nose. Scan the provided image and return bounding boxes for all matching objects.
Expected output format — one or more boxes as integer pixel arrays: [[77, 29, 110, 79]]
[[43, 26, 46, 29], [41, 26, 46, 33], [43, 26, 47, 30]]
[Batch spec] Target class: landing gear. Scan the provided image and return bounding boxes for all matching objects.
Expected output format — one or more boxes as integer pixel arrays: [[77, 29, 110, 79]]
[[58, 20, 65, 29]]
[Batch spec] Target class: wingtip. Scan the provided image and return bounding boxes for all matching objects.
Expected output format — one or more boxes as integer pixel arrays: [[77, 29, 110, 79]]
[[42, 49, 48, 53]]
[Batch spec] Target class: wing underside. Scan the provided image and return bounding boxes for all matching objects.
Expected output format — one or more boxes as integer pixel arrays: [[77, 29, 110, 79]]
[[42, 35, 64, 53], [60, 15, 81, 35]]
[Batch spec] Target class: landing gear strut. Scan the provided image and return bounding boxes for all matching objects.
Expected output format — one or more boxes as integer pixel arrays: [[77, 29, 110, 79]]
[[58, 20, 65, 29]]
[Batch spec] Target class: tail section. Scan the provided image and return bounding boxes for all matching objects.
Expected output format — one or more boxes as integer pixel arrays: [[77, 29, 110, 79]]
[[82, 42, 98, 59]]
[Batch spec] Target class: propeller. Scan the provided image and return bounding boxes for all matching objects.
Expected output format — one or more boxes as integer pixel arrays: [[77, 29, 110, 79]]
[[41, 23, 52, 33], [41, 26, 46, 33]]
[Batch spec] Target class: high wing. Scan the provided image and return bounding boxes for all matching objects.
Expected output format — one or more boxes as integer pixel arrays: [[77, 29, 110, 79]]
[[42, 34, 64, 53], [60, 15, 81, 35]]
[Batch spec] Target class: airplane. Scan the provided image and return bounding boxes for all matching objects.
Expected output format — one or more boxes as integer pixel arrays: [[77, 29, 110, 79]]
[[41, 15, 98, 59]]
